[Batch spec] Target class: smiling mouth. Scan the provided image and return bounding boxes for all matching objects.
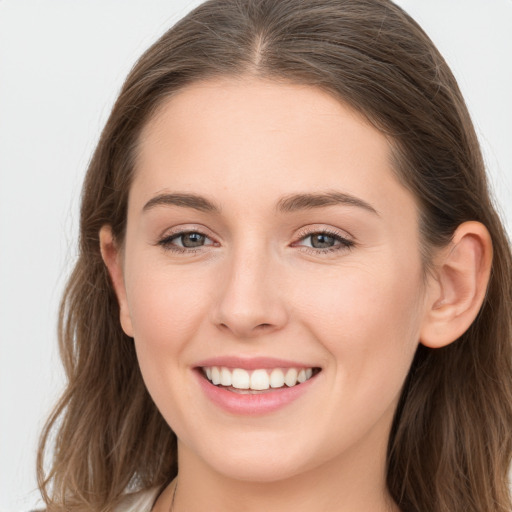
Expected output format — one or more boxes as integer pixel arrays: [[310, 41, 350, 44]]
[[200, 366, 322, 393]]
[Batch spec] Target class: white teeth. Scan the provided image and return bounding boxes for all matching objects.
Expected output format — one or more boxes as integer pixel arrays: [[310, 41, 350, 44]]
[[220, 367, 232, 386], [250, 369, 270, 390], [284, 368, 298, 387], [232, 368, 250, 389], [270, 368, 285, 388], [202, 366, 316, 390], [211, 366, 221, 385]]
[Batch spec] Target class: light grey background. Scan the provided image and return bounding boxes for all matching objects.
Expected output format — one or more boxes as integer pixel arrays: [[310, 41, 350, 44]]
[[0, 1, 510, 510]]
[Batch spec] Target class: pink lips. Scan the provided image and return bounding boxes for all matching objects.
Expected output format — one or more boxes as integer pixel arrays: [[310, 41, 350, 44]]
[[193, 356, 321, 416], [195, 356, 315, 370]]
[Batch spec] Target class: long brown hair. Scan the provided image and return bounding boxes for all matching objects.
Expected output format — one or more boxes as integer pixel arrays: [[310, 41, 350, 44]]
[[37, 1, 512, 510]]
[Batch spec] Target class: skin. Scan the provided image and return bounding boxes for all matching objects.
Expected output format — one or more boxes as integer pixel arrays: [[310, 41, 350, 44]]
[[100, 78, 493, 512]]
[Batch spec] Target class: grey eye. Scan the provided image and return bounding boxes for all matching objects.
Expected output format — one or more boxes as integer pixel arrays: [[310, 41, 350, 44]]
[[309, 233, 337, 248], [178, 232, 207, 247]]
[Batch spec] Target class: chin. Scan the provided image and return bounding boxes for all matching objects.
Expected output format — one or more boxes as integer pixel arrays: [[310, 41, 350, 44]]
[[208, 453, 314, 483], [183, 430, 328, 483]]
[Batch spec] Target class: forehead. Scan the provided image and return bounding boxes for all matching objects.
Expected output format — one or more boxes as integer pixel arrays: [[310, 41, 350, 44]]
[[132, 78, 417, 221], [137, 78, 382, 166]]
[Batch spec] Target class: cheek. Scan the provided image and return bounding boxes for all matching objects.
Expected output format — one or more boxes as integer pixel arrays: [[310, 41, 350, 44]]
[[296, 259, 423, 337], [122, 257, 214, 424], [294, 258, 424, 393], [123, 252, 216, 366]]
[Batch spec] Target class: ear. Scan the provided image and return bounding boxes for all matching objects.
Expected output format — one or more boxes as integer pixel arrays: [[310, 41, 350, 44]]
[[99, 225, 134, 337], [420, 221, 493, 348]]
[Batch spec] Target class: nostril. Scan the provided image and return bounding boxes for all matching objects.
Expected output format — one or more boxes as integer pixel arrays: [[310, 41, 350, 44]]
[[217, 321, 276, 337]]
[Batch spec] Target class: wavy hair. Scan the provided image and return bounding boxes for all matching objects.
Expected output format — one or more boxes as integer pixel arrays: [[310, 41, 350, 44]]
[[37, 1, 512, 510]]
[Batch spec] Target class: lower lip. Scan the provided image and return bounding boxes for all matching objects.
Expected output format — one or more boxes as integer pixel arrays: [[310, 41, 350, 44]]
[[194, 369, 319, 415]]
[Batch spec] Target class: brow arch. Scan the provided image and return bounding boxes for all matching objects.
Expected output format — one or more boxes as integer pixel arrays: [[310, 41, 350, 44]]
[[142, 190, 379, 216]]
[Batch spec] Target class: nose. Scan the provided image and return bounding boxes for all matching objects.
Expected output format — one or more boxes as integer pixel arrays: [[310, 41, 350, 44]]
[[211, 246, 289, 339]]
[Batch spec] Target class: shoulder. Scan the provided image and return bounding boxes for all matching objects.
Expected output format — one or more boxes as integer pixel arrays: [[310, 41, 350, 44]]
[[23, 488, 159, 512], [113, 487, 160, 512]]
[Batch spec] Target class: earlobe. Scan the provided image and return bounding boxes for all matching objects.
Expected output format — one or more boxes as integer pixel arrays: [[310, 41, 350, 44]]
[[420, 221, 492, 349], [99, 225, 134, 337]]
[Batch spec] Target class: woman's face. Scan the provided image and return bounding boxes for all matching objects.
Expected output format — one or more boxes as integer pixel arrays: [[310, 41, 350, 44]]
[[113, 78, 432, 482]]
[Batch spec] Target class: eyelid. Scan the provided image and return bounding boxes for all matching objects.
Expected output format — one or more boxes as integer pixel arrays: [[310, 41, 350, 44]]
[[155, 224, 355, 255], [294, 224, 354, 243], [157, 224, 216, 240], [291, 225, 356, 254], [156, 224, 219, 252]]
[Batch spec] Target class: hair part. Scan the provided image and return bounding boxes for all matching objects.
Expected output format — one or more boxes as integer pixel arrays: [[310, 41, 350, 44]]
[[38, 1, 512, 510]]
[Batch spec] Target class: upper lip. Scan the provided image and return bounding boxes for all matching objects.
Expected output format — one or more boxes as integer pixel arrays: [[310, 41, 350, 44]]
[[194, 356, 320, 370]]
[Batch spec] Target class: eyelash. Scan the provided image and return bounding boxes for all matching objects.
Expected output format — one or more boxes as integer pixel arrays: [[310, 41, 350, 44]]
[[294, 228, 355, 255], [157, 228, 355, 255], [157, 230, 216, 254]]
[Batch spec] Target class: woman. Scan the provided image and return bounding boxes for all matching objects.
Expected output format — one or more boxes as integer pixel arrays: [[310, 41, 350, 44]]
[[37, 0, 512, 510]]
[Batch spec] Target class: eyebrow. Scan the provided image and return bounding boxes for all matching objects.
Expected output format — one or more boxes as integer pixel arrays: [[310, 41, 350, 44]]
[[143, 193, 221, 213], [276, 191, 379, 215], [142, 191, 379, 216]]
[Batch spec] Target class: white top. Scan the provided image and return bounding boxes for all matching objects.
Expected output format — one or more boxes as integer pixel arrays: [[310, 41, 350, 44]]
[[114, 487, 160, 512]]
